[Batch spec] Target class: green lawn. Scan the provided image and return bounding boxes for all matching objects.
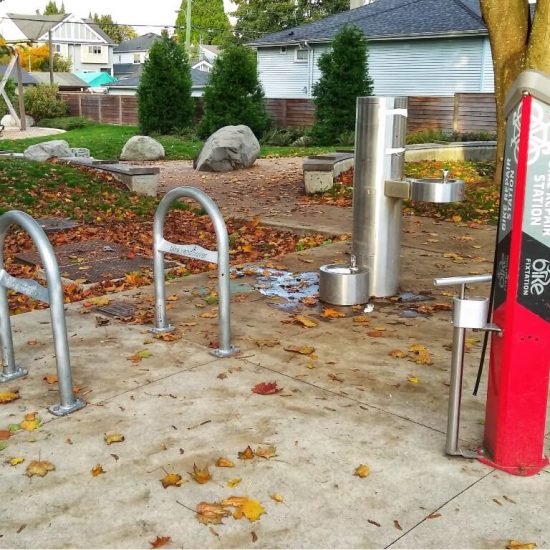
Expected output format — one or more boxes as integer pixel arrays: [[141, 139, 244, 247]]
[[0, 123, 334, 161]]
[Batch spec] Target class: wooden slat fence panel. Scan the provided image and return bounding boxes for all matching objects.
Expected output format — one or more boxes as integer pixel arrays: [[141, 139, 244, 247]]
[[59, 93, 497, 134]]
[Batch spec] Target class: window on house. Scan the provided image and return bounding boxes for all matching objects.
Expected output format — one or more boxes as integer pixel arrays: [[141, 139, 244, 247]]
[[280, 46, 287, 54], [53, 44, 62, 53], [133, 53, 141, 64], [295, 48, 308, 62], [88, 45, 102, 55]]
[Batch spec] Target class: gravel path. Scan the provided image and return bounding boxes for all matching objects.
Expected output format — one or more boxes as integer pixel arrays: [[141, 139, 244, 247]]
[[1, 127, 65, 140]]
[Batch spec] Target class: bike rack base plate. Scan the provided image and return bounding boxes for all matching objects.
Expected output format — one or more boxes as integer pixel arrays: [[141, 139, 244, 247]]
[[48, 397, 86, 417], [210, 346, 240, 358], [0, 365, 28, 383]]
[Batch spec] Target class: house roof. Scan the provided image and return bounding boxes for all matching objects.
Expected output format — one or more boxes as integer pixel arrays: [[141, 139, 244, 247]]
[[5, 13, 115, 44], [0, 64, 37, 85], [113, 33, 161, 54], [73, 71, 117, 87], [107, 68, 210, 89], [248, 0, 487, 46], [112, 63, 143, 77], [30, 72, 89, 88]]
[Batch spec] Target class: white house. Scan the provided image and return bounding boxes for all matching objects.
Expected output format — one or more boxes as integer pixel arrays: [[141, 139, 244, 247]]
[[191, 44, 220, 73], [248, 0, 496, 98], [0, 12, 115, 74]]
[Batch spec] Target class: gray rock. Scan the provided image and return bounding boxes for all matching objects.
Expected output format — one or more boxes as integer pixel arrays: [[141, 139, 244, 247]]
[[120, 135, 165, 161], [195, 125, 260, 172], [23, 140, 73, 161], [1, 114, 35, 128]]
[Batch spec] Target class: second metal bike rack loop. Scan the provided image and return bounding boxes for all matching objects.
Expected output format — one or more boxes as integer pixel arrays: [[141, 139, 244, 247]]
[[153, 187, 239, 358], [0, 210, 85, 416]]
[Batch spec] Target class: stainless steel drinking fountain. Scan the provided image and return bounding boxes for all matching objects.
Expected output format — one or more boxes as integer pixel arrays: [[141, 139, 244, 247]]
[[318, 96, 465, 305]]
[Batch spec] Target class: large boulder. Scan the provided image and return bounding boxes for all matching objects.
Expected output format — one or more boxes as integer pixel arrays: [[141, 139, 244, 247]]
[[195, 125, 260, 172], [1, 114, 35, 128], [120, 135, 165, 161], [23, 140, 73, 161]]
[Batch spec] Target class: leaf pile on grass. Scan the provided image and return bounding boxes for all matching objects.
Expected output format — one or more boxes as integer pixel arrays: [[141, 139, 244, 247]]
[[303, 160, 499, 225], [403, 160, 498, 225], [0, 159, 328, 314]]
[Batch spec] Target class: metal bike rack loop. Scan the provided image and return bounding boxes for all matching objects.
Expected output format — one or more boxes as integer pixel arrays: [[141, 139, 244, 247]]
[[152, 187, 239, 358], [433, 273, 499, 458], [0, 210, 85, 416]]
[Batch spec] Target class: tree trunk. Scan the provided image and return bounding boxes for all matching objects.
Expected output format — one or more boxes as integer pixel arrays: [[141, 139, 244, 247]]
[[481, 0, 550, 183]]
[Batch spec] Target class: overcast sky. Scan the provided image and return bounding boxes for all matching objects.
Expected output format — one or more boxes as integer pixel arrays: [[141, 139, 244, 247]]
[[0, 0, 237, 33]]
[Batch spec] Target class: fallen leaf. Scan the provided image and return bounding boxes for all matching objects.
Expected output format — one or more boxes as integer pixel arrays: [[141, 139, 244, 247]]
[[354, 464, 370, 478], [506, 542, 537, 550], [20, 413, 40, 431], [7, 457, 24, 466], [328, 373, 344, 383], [200, 310, 218, 319], [216, 457, 235, 468], [393, 520, 403, 531], [227, 477, 242, 488], [321, 308, 346, 319], [389, 350, 407, 359], [408, 344, 432, 365], [238, 446, 254, 460], [0, 390, 20, 404], [300, 296, 318, 306], [26, 460, 55, 477], [353, 315, 371, 324], [104, 433, 125, 445], [254, 445, 277, 459], [368, 519, 381, 527], [0, 430, 12, 440], [427, 512, 442, 519], [451, 214, 462, 223], [270, 493, 284, 503], [43, 374, 58, 384], [161, 472, 184, 488], [408, 376, 420, 384], [127, 349, 153, 363], [83, 296, 110, 308], [293, 315, 318, 328], [252, 382, 281, 395], [190, 463, 212, 484], [91, 464, 105, 477], [255, 339, 280, 348], [154, 332, 182, 342], [367, 330, 385, 338], [0, 441, 7, 451], [251, 531, 258, 542], [150, 536, 172, 549], [196, 501, 230, 525], [284, 345, 315, 355], [222, 496, 266, 522]]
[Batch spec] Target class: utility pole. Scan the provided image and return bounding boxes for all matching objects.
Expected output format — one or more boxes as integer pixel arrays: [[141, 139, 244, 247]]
[[48, 30, 54, 85], [185, 0, 192, 52], [15, 54, 27, 131]]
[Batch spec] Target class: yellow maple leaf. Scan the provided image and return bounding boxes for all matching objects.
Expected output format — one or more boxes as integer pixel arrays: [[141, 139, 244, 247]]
[[354, 464, 370, 478], [196, 501, 230, 525], [161, 472, 184, 488], [91, 464, 105, 477], [254, 445, 277, 459], [7, 457, 25, 466], [284, 345, 315, 355], [0, 390, 20, 404], [227, 477, 242, 488], [506, 541, 537, 550], [240, 498, 266, 522], [26, 460, 55, 477], [190, 463, 212, 484], [408, 344, 432, 365], [216, 457, 235, 468], [408, 376, 420, 384], [293, 315, 318, 328], [20, 412, 40, 431], [104, 433, 125, 445]]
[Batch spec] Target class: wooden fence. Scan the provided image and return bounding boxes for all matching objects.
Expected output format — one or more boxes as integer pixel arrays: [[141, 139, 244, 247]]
[[60, 92, 497, 134]]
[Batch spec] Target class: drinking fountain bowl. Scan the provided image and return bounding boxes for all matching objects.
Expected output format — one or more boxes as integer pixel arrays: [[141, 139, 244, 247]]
[[408, 177, 465, 203]]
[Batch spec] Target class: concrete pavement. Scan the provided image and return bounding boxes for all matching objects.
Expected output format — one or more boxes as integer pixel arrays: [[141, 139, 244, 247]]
[[0, 215, 549, 549]]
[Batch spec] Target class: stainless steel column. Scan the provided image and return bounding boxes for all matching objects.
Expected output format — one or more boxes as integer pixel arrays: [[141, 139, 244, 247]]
[[352, 97, 407, 297]]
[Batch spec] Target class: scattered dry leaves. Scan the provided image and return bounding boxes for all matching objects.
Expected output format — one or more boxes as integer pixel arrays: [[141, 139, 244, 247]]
[[238, 446, 255, 460], [227, 477, 242, 488], [104, 433, 125, 445], [127, 349, 153, 363], [354, 464, 370, 478], [293, 315, 318, 328], [7, 457, 24, 466], [216, 457, 235, 468], [321, 308, 346, 319], [389, 350, 407, 359], [91, 464, 105, 477], [222, 496, 266, 522], [0, 390, 20, 404], [255, 339, 280, 348], [284, 345, 315, 355], [270, 493, 284, 503], [150, 536, 172, 549], [408, 344, 432, 365], [196, 501, 230, 525], [20, 412, 40, 431], [254, 445, 277, 459], [161, 472, 184, 488], [506, 542, 537, 549]]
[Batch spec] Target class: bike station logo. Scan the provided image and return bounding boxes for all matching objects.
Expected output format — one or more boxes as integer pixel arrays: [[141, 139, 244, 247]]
[[511, 101, 550, 166], [523, 257, 550, 296]]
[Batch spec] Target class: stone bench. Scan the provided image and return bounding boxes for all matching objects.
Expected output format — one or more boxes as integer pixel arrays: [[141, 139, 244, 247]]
[[64, 159, 160, 197], [302, 152, 354, 194]]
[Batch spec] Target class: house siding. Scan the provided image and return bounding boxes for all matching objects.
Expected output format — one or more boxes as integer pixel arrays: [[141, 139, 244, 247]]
[[257, 36, 495, 98]]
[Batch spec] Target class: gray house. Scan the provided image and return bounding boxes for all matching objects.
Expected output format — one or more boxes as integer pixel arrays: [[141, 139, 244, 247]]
[[248, 0, 495, 98], [113, 33, 161, 79]]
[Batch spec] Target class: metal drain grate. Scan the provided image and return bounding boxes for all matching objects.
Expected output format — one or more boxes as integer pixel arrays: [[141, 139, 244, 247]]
[[94, 302, 137, 320]]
